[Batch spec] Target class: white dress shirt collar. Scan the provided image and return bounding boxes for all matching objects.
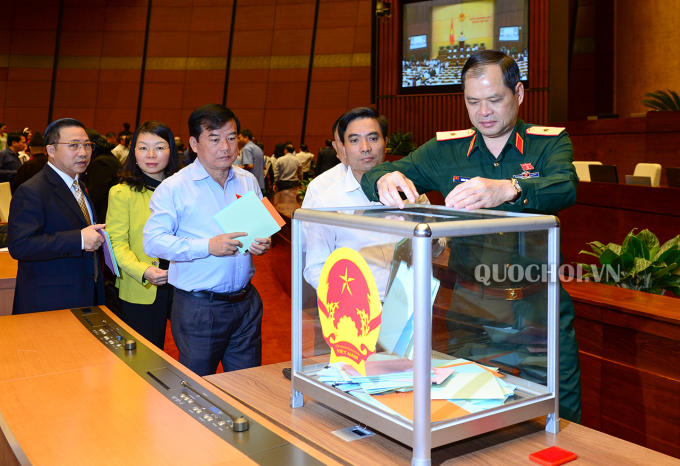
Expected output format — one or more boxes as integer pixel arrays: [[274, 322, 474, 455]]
[[47, 161, 79, 186]]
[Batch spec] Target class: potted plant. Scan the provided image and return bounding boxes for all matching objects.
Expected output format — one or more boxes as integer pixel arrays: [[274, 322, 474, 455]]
[[642, 90, 680, 111], [297, 178, 311, 204], [575, 229, 680, 296], [387, 132, 418, 157]]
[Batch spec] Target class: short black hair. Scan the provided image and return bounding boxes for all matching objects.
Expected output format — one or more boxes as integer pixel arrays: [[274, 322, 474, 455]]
[[273, 143, 285, 158], [123, 122, 130, 130], [188, 104, 240, 140], [461, 50, 520, 94], [106, 131, 116, 138], [332, 116, 341, 137], [120, 121, 183, 192], [284, 143, 294, 154], [7, 132, 24, 147], [44, 118, 87, 146], [337, 107, 388, 143], [325, 138, 333, 147], [300, 143, 308, 152], [240, 129, 253, 140]]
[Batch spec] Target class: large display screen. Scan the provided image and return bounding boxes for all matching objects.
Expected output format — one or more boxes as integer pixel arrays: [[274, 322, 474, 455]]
[[401, 0, 529, 93]]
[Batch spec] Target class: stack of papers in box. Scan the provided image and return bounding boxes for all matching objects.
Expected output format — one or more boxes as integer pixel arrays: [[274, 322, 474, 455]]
[[315, 354, 517, 422]]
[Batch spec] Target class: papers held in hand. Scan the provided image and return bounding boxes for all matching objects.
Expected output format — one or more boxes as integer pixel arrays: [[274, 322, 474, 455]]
[[98, 229, 120, 277], [212, 192, 286, 253]]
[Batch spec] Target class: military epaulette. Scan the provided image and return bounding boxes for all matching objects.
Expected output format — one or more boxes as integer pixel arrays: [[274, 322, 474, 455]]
[[436, 129, 476, 141], [526, 126, 565, 136]]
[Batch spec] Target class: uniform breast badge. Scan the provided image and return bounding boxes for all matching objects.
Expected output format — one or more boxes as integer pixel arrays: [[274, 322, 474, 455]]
[[514, 163, 539, 179]]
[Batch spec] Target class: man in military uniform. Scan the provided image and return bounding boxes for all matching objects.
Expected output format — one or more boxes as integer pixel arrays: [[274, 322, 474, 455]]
[[360, 50, 581, 423]]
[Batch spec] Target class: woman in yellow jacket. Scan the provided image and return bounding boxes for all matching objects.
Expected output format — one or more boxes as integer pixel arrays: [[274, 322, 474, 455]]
[[107, 121, 182, 348]]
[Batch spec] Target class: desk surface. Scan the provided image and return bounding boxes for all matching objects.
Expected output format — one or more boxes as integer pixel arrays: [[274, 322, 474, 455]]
[[0, 309, 340, 466], [206, 362, 680, 466]]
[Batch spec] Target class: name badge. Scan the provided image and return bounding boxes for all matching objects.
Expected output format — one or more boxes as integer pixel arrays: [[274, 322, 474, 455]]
[[453, 176, 471, 182]]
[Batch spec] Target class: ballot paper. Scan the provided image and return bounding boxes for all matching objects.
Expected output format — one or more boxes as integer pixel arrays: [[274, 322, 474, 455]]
[[315, 355, 516, 421], [213, 191, 285, 253], [99, 229, 119, 277], [379, 261, 440, 358]]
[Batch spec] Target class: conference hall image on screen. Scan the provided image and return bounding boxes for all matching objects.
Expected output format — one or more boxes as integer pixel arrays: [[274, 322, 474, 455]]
[[401, 0, 529, 92]]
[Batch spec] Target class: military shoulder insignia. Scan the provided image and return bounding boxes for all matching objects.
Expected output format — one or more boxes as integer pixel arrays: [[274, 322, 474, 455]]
[[436, 129, 476, 141], [526, 126, 565, 136]]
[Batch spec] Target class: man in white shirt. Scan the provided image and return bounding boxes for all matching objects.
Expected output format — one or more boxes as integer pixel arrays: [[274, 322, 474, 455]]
[[296, 143, 314, 180], [303, 107, 430, 300], [274, 143, 302, 191], [111, 134, 130, 164], [301, 118, 348, 208]]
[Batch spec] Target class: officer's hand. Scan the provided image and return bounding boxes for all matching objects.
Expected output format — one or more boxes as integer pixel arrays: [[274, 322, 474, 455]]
[[143, 266, 168, 286], [249, 237, 271, 255], [376, 172, 419, 209], [445, 177, 516, 211], [82, 224, 106, 251], [209, 232, 246, 256]]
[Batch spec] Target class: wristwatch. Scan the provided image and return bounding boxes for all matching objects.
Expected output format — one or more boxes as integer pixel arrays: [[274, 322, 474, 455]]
[[507, 178, 522, 204]]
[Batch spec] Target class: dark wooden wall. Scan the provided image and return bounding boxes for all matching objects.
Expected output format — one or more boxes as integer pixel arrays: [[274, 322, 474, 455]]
[[376, 0, 551, 145]]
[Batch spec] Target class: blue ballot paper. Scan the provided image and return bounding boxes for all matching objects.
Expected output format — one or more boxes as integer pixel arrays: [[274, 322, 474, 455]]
[[212, 191, 282, 253], [380, 261, 440, 358]]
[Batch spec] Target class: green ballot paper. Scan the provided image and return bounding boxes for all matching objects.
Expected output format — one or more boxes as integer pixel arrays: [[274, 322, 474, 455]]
[[212, 191, 282, 253]]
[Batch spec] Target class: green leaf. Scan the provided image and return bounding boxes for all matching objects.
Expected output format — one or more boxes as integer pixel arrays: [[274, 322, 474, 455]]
[[610, 252, 634, 272], [632, 257, 654, 275], [606, 243, 623, 256], [666, 286, 680, 297], [574, 262, 592, 272], [642, 99, 666, 111], [658, 235, 680, 260], [578, 250, 601, 258], [588, 241, 606, 255], [651, 263, 678, 278], [599, 248, 619, 265], [625, 236, 650, 260], [636, 229, 659, 251], [658, 248, 680, 264], [671, 90, 680, 109]]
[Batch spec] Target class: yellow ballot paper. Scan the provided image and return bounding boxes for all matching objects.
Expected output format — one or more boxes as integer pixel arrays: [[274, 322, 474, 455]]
[[212, 191, 283, 253], [431, 372, 506, 400], [317, 248, 382, 376]]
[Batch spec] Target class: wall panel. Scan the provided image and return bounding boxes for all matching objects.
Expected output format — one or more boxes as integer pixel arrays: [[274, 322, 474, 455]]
[[0, 0, 371, 153]]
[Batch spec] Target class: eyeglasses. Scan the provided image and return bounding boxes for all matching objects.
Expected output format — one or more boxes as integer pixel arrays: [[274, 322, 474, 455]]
[[135, 146, 169, 155], [53, 142, 96, 152]]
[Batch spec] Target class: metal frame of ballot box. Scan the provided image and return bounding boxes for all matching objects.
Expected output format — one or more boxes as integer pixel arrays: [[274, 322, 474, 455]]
[[290, 205, 561, 466]]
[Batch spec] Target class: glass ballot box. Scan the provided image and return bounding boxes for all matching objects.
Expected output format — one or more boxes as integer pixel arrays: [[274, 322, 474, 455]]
[[291, 205, 561, 466]]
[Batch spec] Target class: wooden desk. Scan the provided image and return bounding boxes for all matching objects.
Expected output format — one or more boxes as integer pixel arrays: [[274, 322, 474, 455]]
[[0, 252, 17, 317], [563, 279, 680, 458], [0, 308, 339, 466], [206, 362, 680, 465]]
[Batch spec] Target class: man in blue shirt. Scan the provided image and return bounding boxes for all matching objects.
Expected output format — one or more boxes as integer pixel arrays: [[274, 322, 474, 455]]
[[238, 129, 265, 191], [144, 104, 272, 376], [0, 132, 26, 183]]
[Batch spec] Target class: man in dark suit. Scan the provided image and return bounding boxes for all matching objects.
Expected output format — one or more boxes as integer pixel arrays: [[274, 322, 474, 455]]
[[83, 129, 121, 222], [12, 131, 48, 194], [8, 118, 106, 314], [315, 138, 340, 176]]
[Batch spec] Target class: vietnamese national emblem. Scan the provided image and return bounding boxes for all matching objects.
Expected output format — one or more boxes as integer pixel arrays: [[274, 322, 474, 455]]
[[317, 248, 382, 376]]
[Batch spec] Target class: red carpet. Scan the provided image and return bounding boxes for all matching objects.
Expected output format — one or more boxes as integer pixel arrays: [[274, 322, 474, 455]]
[[162, 250, 292, 374]]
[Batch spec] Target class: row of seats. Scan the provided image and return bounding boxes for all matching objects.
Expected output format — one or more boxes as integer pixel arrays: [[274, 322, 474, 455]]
[[574, 161, 663, 186]]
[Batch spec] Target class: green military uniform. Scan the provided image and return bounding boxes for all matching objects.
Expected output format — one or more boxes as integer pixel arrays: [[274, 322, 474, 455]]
[[361, 119, 582, 423]]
